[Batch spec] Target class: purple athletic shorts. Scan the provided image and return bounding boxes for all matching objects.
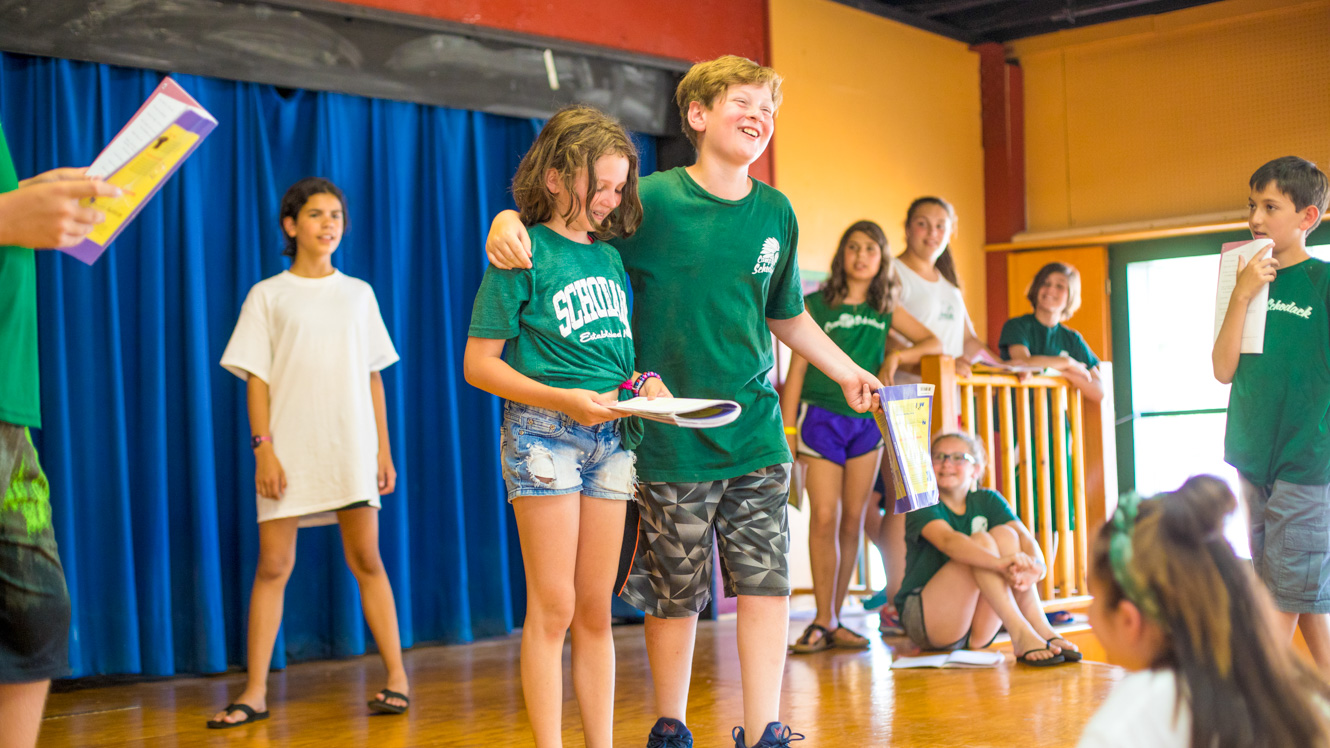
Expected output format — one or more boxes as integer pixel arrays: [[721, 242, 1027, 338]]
[[796, 403, 882, 466]]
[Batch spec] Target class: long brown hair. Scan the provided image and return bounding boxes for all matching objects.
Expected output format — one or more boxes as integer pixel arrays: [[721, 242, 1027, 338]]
[[905, 196, 960, 289], [511, 105, 643, 240], [820, 220, 900, 315], [1092, 476, 1330, 748]]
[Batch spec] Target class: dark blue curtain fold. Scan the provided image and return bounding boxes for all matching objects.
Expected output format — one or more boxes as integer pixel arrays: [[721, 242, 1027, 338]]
[[0, 52, 655, 678]]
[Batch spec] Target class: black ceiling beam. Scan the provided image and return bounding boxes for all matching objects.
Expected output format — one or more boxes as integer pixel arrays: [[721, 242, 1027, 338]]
[[898, 0, 1013, 19], [830, 0, 978, 43]]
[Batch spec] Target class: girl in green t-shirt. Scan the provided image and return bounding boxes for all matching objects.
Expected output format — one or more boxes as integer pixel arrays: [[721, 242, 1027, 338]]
[[999, 261, 1104, 402], [464, 106, 669, 748], [896, 432, 1078, 665], [781, 220, 939, 653]]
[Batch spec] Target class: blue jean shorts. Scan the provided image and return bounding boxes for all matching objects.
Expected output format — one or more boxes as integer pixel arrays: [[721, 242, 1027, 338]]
[[500, 401, 635, 502]]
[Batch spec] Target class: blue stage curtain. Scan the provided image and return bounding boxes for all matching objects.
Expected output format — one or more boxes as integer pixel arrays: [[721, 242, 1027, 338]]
[[0, 52, 655, 678]]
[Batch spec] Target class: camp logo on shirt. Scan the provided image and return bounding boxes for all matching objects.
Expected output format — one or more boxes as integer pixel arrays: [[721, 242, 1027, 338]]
[[553, 275, 632, 341], [1269, 298, 1314, 319], [753, 237, 780, 275], [971, 516, 989, 535], [824, 312, 887, 333]]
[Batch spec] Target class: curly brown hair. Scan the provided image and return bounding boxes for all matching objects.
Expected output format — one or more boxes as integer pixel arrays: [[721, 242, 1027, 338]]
[[820, 220, 900, 315], [511, 105, 643, 240]]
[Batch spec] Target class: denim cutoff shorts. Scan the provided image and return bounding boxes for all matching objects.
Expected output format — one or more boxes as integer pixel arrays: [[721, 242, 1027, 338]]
[[500, 401, 635, 502]]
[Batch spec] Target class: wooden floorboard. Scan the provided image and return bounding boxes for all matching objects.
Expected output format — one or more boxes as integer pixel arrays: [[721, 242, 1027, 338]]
[[39, 608, 1122, 747]]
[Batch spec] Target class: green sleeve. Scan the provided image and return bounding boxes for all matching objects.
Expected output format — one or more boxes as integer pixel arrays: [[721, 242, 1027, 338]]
[[468, 265, 531, 339], [905, 502, 948, 545], [765, 212, 804, 320], [997, 317, 1028, 360], [977, 489, 1020, 526], [1066, 328, 1100, 368]]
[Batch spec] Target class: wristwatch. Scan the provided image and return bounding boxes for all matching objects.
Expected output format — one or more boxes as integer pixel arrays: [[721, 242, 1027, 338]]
[[251, 435, 272, 449]]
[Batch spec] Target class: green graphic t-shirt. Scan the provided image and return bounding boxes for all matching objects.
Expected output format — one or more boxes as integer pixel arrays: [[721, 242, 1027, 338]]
[[469, 224, 635, 396], [895, 488, 1019, 612], [0, 121, 41, 428], [998, 314, 1100, 368], [614, 168, 803, 482], [801, 290, 889, 418], [1226, 258, 1330, 486]]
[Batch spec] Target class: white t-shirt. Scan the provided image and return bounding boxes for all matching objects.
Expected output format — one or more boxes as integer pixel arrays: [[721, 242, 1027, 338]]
[[1078, 669, 1190, 748], [221, 270, 399, 526], [895, 261, 967, 358]]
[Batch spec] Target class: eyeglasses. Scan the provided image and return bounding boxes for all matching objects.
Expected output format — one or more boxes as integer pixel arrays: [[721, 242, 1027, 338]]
[[931, 452, 976, 465]]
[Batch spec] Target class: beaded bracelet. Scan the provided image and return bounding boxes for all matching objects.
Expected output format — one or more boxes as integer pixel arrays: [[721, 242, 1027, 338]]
[[631, 371, 660, 396]]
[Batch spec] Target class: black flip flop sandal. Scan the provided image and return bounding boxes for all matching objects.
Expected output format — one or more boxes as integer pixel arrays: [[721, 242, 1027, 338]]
[[206, 703, 269, 729], [1016, 647, 1067, 667], [1048, 637, 1083, 662], [790, 623, 833, 653], [368, 688, 410, 714]]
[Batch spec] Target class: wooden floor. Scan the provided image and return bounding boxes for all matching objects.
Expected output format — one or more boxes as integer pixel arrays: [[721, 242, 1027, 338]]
[[39, 606, 1121, 747]]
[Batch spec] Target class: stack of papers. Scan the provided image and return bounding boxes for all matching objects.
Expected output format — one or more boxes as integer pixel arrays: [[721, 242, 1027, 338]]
[[1213, 238, 1274, 354], [891, 650, 1005, 669], [874, 384, 939, 514], [68, 77, 217, 264], [610, 397, 741, 428]]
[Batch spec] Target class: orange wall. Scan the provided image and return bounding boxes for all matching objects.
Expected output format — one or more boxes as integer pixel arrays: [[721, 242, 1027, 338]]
[[1012, 0, 1330, 233], [769, 0, 988, 334]]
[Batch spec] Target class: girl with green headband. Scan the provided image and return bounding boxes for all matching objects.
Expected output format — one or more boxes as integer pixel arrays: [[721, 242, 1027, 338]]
[[1081, 475, 1330, 747]]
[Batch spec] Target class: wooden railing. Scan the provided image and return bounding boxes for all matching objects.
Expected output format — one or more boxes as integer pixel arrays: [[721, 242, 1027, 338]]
[[920, 356, 1118, 610]]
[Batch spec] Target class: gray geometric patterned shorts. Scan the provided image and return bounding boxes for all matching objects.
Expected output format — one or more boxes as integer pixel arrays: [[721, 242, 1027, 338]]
[[619, 463, 791, 618]]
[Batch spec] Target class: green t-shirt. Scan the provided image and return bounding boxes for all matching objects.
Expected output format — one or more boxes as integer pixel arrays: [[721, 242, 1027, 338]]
[[0, 121, 41, 428], [894, 488, 1019, 612], [1225, 258, 1330, 486], [800, 290, 889, 418], [468, 223, 635, 395], [998, 313, 1100, 368], [614, 168, 803, 482]]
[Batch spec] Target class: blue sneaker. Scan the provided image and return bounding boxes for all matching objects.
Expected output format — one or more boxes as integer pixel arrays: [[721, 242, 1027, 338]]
[[733, 722, 805, 747], [647, 717, 693, 748]]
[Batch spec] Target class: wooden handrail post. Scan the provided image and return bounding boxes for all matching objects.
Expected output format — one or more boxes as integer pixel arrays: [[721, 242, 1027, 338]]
[[1081, 363, 1120, 540], [920, 355, 957, 437]]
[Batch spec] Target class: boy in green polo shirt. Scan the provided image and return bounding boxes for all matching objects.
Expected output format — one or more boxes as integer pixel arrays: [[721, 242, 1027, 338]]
[[486, 57, 882, 748], [0, 121, 118, 748], [1214, 156, 1330, 671]]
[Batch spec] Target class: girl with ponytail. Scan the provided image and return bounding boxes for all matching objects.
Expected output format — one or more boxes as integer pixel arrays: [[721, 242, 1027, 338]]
[[1080, 475, 1330, 747]]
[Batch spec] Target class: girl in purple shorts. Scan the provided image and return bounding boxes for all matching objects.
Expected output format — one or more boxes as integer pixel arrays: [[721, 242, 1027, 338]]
[[780, 220, 940, 652]]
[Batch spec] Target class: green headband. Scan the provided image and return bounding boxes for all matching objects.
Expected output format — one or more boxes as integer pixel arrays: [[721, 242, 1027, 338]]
[[1108, 493, 1162, 621]]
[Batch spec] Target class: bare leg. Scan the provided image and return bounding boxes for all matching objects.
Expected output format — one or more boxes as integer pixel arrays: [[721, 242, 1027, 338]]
[[987, 526, 1078, 657], [513, 493, 581, 748], [737, 594, 789, 739], [830, 449, 880, 642], [1296, 613, 1330, 674], [918, 531, 1056, 661], [213, 517, 300, 724], [644, 614, 699, 724], [570, 496, 628, 748], [338, 507, 409, 708], [804, 457, 844, 632], [0, 681, 49, 748]]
